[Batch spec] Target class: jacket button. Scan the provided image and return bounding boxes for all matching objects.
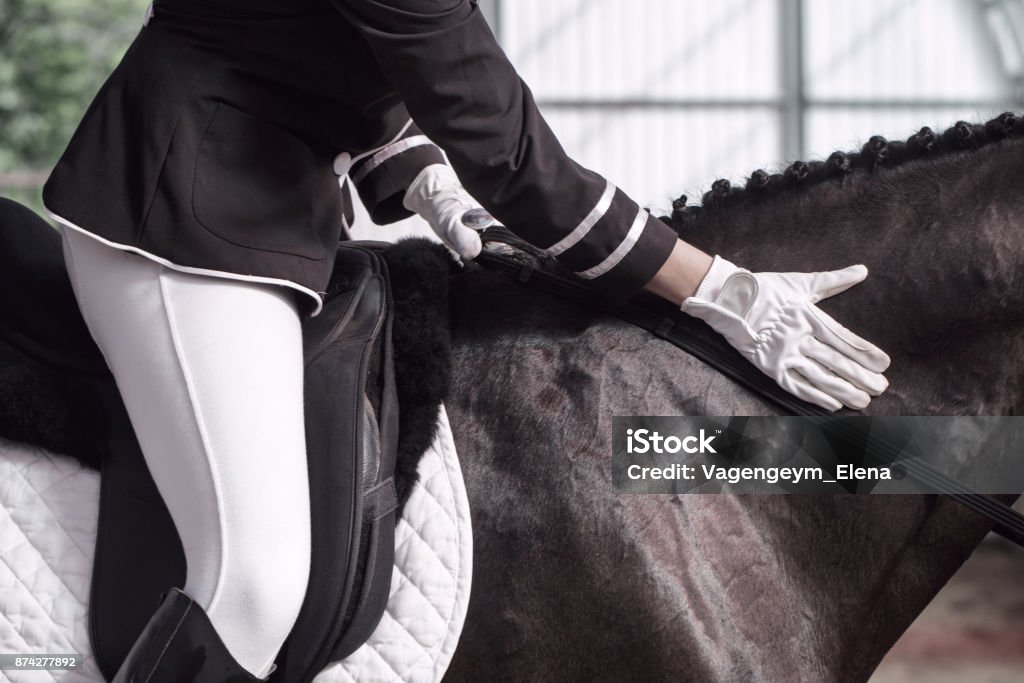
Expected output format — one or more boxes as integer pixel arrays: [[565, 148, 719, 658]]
[[333, 152, 352, 177]]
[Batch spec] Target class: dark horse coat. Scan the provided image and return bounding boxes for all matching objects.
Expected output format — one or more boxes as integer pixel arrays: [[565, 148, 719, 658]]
[[42, 0, 680, 318]]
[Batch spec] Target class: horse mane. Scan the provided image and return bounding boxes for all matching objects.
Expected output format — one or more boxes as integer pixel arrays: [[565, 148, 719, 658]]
[[660, 112, 1024, 230]]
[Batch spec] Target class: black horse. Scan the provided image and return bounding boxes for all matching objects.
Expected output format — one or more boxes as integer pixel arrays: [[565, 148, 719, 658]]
[[442, 114, 1024, 682]]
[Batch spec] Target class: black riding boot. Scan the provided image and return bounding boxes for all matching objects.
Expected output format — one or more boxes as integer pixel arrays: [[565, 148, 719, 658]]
[[111, 587, 272, 682]]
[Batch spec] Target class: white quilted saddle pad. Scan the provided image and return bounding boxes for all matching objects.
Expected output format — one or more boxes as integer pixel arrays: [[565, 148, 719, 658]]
[[0, 404, 472, 683]]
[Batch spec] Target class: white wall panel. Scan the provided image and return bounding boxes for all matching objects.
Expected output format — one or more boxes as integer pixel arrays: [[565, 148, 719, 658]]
[[542, 107, 780, 212], [501, 0, 780, 100], [804, 0, 1011, 100]]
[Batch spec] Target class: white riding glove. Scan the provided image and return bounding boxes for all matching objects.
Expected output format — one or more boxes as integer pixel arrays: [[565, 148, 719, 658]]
[[681, 256, 890, 412], [403, 164, 494, 261]]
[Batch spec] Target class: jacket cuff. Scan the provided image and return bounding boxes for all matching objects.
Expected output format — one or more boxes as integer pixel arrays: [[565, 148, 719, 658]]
[[542, 182, 679, 306], [347, 127, 447, 225]]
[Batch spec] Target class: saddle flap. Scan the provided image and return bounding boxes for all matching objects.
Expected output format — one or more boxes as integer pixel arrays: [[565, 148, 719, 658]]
[[90, 381, 187, 680], [270, 242, 400, 682]]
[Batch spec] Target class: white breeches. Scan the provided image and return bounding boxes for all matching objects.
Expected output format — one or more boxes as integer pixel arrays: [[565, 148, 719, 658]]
[[60, 225, 311, 679]]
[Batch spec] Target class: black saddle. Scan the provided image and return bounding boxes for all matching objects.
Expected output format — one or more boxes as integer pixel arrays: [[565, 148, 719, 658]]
[[0, 197, 454, 682]]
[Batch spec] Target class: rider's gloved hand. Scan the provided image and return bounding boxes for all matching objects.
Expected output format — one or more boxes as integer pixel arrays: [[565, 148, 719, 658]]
[[680, 256, 890, 412], [403, 163, 494, 261]]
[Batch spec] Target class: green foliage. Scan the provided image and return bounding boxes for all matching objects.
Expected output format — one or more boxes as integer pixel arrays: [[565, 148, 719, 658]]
[[0, 0, 144, 173]]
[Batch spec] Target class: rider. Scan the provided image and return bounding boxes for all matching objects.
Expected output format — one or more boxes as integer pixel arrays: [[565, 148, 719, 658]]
[[43, 1, 891, 680]]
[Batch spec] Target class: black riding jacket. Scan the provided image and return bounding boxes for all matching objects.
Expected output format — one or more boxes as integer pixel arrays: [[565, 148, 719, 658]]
[[43, 0, 679, 315]]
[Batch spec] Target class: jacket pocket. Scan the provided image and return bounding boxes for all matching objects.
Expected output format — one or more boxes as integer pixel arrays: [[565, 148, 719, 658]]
[[192, 101, 324, 260]]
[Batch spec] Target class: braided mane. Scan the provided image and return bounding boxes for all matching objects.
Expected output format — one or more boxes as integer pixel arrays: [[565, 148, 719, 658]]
[[661, 112, 1024, 230]]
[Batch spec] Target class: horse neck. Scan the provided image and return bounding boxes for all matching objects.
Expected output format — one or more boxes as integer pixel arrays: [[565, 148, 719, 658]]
[[674, 138, 1024, 413]]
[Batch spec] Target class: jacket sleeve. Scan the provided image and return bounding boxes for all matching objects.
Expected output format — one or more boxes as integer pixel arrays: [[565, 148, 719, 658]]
[[329, 0, 679, 302], [346, 120, 448, 225]]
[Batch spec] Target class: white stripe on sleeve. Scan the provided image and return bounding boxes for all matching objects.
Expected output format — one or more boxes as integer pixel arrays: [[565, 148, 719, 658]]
[[575, 207, 648, 280], [350, 135, 433, 184], [544, 179, 616, 257]]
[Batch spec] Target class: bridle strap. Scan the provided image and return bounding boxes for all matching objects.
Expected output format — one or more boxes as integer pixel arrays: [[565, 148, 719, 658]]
[[472, 230, 1024, 548]]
